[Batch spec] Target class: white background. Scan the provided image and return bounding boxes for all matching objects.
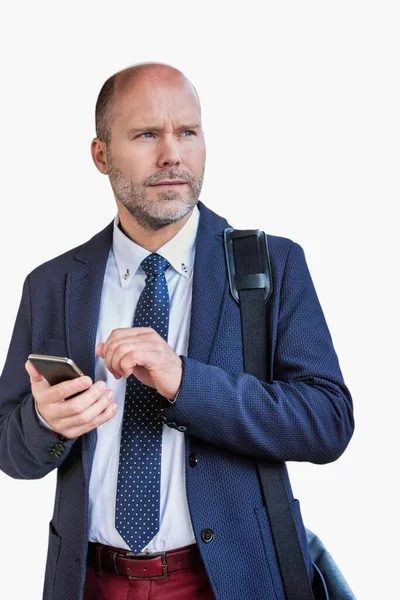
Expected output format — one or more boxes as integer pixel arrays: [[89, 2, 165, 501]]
[[0, 2, 399, 599]]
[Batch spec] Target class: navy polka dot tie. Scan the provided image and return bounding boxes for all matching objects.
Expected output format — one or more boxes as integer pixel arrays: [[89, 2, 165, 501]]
[[115, 253, 171, 554]]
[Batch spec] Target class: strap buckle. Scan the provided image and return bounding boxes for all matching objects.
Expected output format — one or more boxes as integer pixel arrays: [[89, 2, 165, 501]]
[[112, 551, 168, 579], [223, 227, 273, 305]]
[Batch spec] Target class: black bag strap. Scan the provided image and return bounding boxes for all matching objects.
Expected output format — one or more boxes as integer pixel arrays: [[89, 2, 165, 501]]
[[223, 227, 315, 600]]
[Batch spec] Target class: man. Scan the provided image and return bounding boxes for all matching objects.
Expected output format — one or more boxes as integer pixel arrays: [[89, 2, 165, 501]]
[[0, 62, 354, 600]]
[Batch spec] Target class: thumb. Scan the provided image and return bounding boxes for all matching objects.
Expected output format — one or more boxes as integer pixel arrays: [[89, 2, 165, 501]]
[[25, 360, 49, 388]]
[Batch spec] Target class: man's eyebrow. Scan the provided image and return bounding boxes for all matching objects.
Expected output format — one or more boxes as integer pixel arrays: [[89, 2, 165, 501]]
[[127, 124, 201, 134]]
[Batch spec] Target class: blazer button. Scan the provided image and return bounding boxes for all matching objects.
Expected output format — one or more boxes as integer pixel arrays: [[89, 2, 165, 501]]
[[201, 529, 214, 543], [177, 425, 187, 432], [189, 453, 198, 467]]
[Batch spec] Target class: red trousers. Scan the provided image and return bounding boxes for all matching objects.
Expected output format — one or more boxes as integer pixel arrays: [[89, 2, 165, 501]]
[[83, 549, 215, 600]]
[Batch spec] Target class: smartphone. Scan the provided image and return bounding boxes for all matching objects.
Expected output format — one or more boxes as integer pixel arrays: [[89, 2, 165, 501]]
[[28, 354, 85, 386]]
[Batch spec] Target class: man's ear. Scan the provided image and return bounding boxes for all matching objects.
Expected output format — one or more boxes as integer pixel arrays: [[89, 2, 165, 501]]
[[91, 138, 109, 174]]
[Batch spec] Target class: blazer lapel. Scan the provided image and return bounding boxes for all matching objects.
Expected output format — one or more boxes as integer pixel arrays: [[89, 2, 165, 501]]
[[188, 202, 230, 364], [65, 221, 113, 482]]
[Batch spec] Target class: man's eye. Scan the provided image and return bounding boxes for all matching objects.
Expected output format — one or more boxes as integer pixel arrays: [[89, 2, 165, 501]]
[[135, 130, 195, 139]]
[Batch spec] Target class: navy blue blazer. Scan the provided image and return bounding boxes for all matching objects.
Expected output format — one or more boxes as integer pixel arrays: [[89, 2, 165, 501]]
[[0, 201, 354, 600]]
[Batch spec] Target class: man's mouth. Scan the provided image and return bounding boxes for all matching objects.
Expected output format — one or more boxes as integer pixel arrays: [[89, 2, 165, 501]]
[[151, 181, 187, 186]]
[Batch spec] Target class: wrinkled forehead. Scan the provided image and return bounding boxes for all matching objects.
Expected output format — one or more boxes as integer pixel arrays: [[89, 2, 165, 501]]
[[113, 73, 201, 130]]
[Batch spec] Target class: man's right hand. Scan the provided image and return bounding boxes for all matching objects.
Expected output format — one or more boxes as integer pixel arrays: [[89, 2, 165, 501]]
[[25, 360, 118, 439]]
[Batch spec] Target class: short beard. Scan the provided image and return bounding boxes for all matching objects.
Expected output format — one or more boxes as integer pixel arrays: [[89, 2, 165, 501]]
[[106, 147, 204, 231]]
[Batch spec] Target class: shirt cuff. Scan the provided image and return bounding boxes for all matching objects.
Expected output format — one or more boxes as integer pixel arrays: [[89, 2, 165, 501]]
[[34, 398, 53, 430], [167, 355, 185, 404]]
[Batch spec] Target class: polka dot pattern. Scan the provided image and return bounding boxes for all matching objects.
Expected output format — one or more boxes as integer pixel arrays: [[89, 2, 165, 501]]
[[115, 253, 171, 554]]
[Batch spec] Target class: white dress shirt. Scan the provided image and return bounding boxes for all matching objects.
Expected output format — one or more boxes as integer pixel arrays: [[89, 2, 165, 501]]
[[37, 206, 200, 553]]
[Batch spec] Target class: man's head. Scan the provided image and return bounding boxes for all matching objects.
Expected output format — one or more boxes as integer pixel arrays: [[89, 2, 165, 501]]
[[91, 62, 206, 231]]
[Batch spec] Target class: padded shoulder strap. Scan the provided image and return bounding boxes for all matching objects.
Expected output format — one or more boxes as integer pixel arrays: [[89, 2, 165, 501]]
[[223, 227, 315, 600]]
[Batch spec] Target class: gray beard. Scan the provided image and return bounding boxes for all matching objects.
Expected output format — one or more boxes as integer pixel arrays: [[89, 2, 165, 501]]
[[107, 153, 204, 231]]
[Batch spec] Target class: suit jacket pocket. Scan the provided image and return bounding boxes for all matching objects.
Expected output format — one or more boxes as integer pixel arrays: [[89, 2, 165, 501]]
[[40, 339, 68, 358]]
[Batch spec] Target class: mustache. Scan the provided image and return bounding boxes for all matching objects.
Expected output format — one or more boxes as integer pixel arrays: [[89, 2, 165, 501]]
[[145, 170, 194, 186]]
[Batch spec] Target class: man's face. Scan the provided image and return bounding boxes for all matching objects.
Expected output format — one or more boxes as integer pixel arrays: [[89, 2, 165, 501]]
[[105, 75, 206, 230]]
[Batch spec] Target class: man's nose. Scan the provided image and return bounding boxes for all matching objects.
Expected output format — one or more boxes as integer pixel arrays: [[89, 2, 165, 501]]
[[157, 135, 182, 168]]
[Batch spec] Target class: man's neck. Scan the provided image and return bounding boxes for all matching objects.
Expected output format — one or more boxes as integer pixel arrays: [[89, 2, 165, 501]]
[[117, 205, 194, 252]]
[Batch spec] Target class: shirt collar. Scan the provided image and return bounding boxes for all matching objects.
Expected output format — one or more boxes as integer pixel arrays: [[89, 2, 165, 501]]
[[112, 205, 200, 287]]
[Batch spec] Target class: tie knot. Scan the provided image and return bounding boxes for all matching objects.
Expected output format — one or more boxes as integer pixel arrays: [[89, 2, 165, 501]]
[[141, 253, 170, 277]]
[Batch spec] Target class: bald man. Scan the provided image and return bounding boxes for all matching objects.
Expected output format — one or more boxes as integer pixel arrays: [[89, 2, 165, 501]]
[[0, 62, 354, 600]]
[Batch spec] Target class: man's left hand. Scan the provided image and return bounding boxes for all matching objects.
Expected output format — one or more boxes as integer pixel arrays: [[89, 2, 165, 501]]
[[96, 327, 183, 400]]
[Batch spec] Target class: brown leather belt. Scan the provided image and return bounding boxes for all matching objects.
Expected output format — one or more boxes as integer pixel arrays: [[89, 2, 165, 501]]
[[87, 541, 202, 580]]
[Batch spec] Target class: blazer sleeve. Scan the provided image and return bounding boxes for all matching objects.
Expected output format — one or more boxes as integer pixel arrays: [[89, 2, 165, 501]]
[[164, 242, 354, 464], [0, 275, 76, 480]]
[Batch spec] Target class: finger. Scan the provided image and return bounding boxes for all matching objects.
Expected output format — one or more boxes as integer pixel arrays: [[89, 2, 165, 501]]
[[101, 328, 136, 358], [95, 342, 105, 358], [110, 343, 143, 377], [60, 387, 114, 424], [102, 327, 155, 358], [62, 397, 118, 439], [25, 360, 46, 385], [103, 338, 149, 379], [57, 380, 108, 418], [103, 341, 123, 380], [44, 375, 93, 405], [102, 330, 160, 378], [120, 349, 162, 372], [117, 344, 166, 377]]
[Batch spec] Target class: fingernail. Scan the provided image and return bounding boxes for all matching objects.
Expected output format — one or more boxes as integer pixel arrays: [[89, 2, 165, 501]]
[[98, 381, 107, 391]]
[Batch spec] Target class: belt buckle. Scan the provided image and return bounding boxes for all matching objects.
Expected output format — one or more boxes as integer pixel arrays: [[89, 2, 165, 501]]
[[112, 551, 168, 580]]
